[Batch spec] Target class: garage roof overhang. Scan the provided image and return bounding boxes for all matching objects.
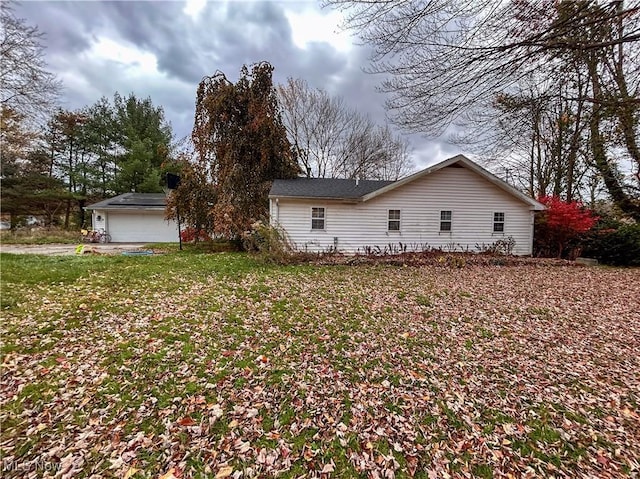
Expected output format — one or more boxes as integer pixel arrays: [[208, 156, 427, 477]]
[[85, 193, 168, 211]]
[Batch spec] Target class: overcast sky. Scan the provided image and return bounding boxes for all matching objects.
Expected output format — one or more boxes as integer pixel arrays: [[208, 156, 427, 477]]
[[15, 0, 465, 170]]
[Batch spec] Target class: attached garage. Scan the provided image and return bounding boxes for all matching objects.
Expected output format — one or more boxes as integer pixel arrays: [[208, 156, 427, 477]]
[[85, 193, 179, 243]]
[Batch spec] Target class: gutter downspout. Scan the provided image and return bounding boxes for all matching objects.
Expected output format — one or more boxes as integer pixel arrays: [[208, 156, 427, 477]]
[[530, 210, 536, 256]]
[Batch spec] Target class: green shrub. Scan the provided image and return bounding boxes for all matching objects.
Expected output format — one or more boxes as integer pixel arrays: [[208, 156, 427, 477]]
[[582, 223, 640, 266]]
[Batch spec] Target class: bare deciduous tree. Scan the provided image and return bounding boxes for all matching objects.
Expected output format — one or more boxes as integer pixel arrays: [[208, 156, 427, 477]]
[[278, 78, 414, 180], [326, 0, 640, 218], [325, 0, 639, 134], [465, 75, 592, 202], [0, 2, 61, 122]]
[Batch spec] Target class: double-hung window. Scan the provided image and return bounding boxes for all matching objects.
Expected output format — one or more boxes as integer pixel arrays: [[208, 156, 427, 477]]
[[388, 209, 401, 231], [493, 212, 505, 233], [311, 207, 325, 230], [440, 210, 452, 232]]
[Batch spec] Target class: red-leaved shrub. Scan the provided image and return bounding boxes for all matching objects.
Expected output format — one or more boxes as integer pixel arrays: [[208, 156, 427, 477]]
[[535, 196, 599, 258], [180, 227, 211, 243]]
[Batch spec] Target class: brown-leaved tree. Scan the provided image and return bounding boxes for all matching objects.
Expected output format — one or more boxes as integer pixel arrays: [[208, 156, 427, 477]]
[[164, 149, 217, 243], [192, 62, 300, 239]]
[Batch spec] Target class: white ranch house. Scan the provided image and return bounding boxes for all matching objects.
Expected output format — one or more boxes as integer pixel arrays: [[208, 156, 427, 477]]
[[85, 193, 179, 243], [268, 155, 545, 255]]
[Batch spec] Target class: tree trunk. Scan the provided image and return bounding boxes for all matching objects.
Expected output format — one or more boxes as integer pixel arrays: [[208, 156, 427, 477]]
[[612, 0, 640, 177], [588, 56, 640, 221], [553, 85, 564, 198], [565, 94, 584, 202], [64, 199, 71, 229], [78, 198, 86, 228]]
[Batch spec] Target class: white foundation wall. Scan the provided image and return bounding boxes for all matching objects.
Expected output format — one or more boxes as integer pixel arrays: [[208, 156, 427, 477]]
[[271, 166, 536, 255]]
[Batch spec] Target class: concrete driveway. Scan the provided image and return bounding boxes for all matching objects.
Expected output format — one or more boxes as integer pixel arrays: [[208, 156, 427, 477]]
[[0, 243, 152, 256]]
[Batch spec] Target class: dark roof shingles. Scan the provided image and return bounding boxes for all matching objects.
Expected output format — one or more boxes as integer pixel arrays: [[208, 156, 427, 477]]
[[107, 193, 167, 207], [269, 178, 393, 199], [86, 193, 167, 210]]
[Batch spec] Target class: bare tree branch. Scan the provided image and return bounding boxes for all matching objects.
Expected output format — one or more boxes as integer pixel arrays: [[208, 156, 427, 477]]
[[0, 2, 61, 123], [277, 78, 414, 180]]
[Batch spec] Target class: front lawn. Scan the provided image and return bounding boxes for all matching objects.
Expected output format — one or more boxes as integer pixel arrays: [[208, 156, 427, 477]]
[[1, 252, 638, 478], [0, 229, 80, 244]]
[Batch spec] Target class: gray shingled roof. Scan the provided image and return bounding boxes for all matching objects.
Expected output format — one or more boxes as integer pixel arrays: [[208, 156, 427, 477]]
[[85, 193, 167, 210], [271, 155, 546, 209], [269, 178, 393, 200]]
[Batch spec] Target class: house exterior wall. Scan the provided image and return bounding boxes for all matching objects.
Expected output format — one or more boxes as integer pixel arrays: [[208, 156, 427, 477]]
[[92, 210, 107, 231], [102, 210, 179, 243], [271, 165, 536, 255]]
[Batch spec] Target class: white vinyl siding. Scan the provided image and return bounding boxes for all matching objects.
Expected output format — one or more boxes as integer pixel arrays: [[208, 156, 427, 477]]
[[271, 165, 536, 255], [92, 210, 107, 231]]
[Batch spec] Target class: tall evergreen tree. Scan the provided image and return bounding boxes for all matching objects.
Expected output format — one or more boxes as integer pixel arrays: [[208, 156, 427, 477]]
[[84, 96, 118, 196], [112, 93, 172, 193], [1, 107, 71, 228]]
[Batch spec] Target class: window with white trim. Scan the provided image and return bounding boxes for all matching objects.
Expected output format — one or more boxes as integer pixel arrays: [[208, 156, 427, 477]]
[[388, 209, 400, 231], [440, 210, 452, 232], [311, 207, 325, 230], [493, 212, 505, 232]]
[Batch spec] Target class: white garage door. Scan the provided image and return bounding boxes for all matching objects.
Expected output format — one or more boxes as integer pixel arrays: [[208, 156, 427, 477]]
[[107, 211, 179, 243]]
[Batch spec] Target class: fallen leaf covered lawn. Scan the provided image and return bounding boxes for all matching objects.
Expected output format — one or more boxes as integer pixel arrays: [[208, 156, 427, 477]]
[[1, 253, 639, 478]]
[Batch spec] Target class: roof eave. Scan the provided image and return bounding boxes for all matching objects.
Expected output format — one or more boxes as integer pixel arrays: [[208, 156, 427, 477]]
[[85, 205, 167, 211]]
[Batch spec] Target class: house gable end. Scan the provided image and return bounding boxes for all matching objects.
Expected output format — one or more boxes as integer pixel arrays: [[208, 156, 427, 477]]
[[360, 155, 544, 210]]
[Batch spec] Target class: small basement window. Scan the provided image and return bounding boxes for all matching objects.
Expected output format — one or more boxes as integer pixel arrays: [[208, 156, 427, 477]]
[[311, 207, 325, 230], [493, 212, 505, 232], [388, 209, 400, 231], [440, 210, 452, 232]]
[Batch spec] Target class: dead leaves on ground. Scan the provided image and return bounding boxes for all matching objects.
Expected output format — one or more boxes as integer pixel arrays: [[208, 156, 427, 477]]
[[1, 260, 639, 478]]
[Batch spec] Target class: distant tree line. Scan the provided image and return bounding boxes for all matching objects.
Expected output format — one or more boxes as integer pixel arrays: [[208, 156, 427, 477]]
[[1, 93, 172, 228], [1, 3, 174, 229]]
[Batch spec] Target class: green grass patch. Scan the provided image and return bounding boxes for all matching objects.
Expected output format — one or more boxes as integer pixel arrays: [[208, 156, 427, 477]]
[[0, 229, 80, 244]]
